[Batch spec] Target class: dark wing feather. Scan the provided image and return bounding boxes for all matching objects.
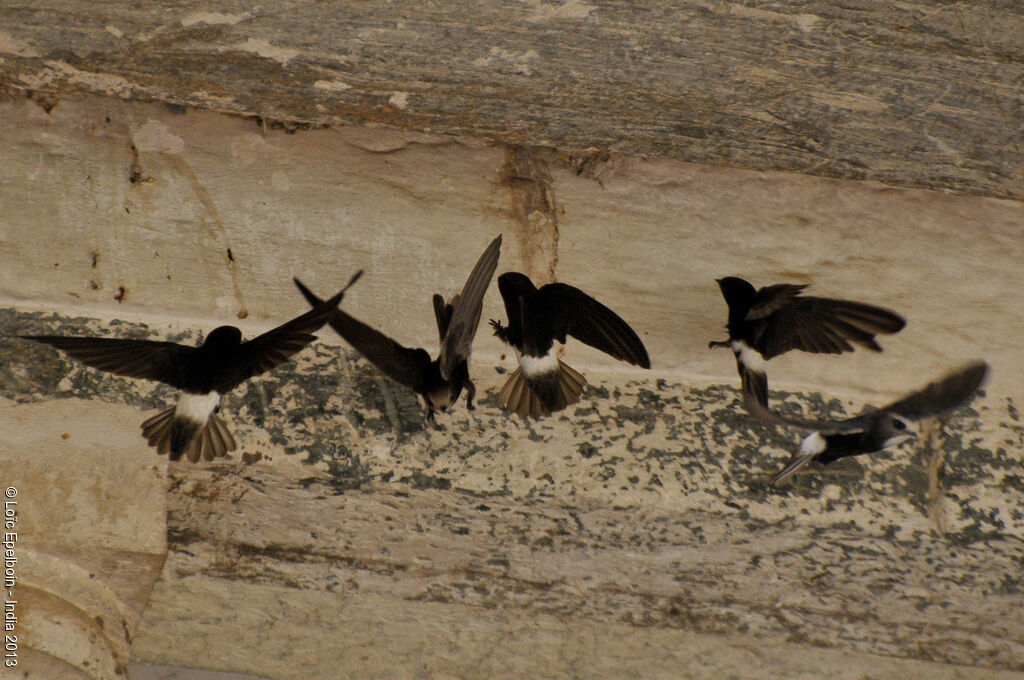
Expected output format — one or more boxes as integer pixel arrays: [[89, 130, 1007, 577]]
[[234, 273, 361, 384], [439, 235, 502, 379], [745, 361, 989, 436], [825, 361, 988, 433], [293, 277, 432, 392], [878, 361, 989, 422], [746, 284, 808, 320], [433, 294, 453, 346], [537, 283, 650, 368], [20, 335, 194, 387], [741, 387, 835, 432], [753, 296, 905, 359]]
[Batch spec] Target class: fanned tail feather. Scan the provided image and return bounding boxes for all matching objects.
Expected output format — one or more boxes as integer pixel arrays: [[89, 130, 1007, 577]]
[[740, 366, 769, 411], [498, 361, 587, 418], [770, 454, 816, 485], [141, 407, 175, 455], [140, 409, 237, 463]]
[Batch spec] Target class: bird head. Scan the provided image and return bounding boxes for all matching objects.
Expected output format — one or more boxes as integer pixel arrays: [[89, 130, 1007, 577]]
[[715, 277, 756, 308], [497, 272, 538, 300], [202, 326, 243, 349], [880, 414, 917, 449], [426, 384, 457, 413]]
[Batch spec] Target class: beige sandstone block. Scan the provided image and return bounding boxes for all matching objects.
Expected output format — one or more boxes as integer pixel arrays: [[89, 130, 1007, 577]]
[[0, 96, 1020, 678]]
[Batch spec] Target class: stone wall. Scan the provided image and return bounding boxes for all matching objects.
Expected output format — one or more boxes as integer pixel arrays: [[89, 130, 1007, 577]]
[[1, 2, 1023, 677], [1, 96, 1022, 679]]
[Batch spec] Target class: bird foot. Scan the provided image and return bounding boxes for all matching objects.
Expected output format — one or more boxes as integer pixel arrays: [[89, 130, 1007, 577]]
[[489, 319, 508, 342]]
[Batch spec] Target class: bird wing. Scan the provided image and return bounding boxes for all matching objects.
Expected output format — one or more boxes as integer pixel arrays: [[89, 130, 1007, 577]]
[[745, 361, 989, 436], [233, 272, 362, 385], [752, 294, 906, 359], [877, 361, 989, 422], [537, 283, 651, 368], [20, 334, 194, 388], [433, 294, 453, 346], [740, 387, 849, 433], [293, 276, 432, 392], [745, 284, 809, 320], [438, 235, 502, 380]]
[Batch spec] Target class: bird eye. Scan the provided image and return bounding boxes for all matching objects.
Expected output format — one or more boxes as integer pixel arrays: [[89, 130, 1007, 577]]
[[892, 418, 906, 430]]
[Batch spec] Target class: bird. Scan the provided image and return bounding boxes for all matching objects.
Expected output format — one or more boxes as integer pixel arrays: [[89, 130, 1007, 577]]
[[743, 361, 989, 484], [293, 235, 501, 422], [709, 276, 906, 411], [490, 272, 650, 418], [20, 272, 361, 462]]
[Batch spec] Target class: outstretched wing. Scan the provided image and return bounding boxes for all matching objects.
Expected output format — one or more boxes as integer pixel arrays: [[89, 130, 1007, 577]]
[[752, 292, 905, 360], [234, 271, 362, 384], [433, 294, 453, 347], [537, 283, 650, 368], [745, 361, 989, 436], [293, 276, 432, 392], [745, 284, 808, 320], [439, 235, 502, 380], [20, 334, 194, 388], [741, 386, 845, 432], [879, 361, 989, 422]]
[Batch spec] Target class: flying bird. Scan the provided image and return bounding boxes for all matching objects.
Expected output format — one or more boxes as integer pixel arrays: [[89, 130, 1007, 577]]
[[490, 272, 650, 418], [709, 276, 905, 411], [294, 235, 501, 422], [21, 273, 361, 462], [744, 361, 989, 484]]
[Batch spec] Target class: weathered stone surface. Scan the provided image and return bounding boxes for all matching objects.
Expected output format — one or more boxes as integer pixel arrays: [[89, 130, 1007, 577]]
[[1, 97, 1022, 399], [3, 307, 1023, 676], [0, 396, 166, 678], [1, 2, 1022, 200], [1, 96, 1022, 678]]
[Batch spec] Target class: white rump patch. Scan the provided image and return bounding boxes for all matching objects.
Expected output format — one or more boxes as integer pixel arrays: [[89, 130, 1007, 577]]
[[516, 349, 559, 378], [174, 392, 221, 425], [731, 340, 766, 373], [798, 431, 827, 457]]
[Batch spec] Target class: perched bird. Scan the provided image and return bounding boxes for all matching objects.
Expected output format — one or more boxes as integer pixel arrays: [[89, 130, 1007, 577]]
[[490, 272, 650, 418], [21, 273, 360, 462], [294, 235, 501, 422], [744, 361, 989, 484], [709, 276, 905, 410]]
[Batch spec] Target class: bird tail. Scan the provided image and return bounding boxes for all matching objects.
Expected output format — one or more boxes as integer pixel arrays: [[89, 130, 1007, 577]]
[[740, 364, 769, 411], [770, 432, 827, 484], [140, 408, 237, 463], [769, 455, 814, 485], [497, 360, 588, 418]]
